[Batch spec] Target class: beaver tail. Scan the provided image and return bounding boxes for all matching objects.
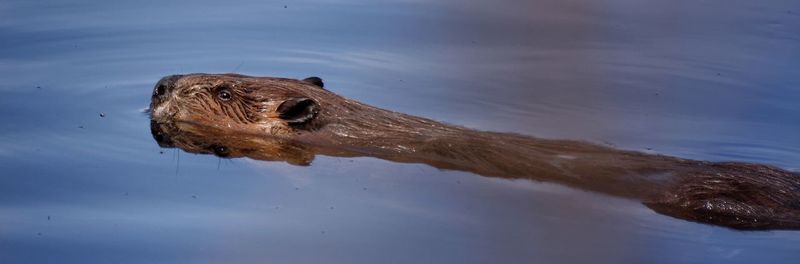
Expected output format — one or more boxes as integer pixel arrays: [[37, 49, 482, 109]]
[[643, 162, 800, 230]]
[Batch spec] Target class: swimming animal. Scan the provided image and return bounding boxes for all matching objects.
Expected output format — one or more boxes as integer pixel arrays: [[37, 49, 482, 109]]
[[149, 73, 800, 230]]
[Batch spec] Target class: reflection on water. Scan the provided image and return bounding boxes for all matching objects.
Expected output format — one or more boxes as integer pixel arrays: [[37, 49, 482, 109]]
[[1, 0, 799, 263]]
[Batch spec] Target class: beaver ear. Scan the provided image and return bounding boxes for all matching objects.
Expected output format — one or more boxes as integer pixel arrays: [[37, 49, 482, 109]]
[[302, 77, 324, 88], [276, 97, 319, 125]]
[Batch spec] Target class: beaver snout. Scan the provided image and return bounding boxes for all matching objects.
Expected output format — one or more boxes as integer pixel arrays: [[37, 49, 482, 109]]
[[152, 74, 183, 100], [149, 74, 184, 119]]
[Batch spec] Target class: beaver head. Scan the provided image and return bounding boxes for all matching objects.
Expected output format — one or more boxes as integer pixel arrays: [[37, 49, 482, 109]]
[[149, 73, 328, 136]]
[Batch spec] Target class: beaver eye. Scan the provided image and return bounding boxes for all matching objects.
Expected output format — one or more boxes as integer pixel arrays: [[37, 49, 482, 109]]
[[217, 89, 232, 101], [212, 145, 229, 157]]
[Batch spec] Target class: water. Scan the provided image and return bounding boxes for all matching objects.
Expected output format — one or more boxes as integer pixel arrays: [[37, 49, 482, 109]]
[[1, 0, 799, 263]]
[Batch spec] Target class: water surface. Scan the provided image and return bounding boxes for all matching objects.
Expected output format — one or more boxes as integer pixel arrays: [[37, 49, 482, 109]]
[[1, 0, 799, 263]]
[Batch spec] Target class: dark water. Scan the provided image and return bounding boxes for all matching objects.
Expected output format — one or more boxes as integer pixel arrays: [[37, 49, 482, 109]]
[[1, 0, 799, 263]]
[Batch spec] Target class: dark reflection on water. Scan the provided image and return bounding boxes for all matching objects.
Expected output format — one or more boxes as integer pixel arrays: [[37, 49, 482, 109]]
[[1, 0, 799, 263]]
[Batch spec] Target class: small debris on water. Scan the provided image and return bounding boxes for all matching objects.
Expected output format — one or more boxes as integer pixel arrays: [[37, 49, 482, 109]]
[[159, 151, 164, 154], [47, 216, 51, 220], [362, 187, 368, 191], [192, 195, 197, 199], [37, 232, 42, 236], [99, 113, 105, 117], [284, 5, 287, 8], [329, 206, 334, 210], [295, 187, 300, 190], [36, 86, 41, 89], [78, 125, 85, 129]]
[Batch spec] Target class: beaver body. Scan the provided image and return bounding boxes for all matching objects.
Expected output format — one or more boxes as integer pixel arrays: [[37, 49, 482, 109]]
[[149, 73, 800, 230]]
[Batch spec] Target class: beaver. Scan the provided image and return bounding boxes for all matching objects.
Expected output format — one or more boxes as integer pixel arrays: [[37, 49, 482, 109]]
[[149, 73, 800, 230]]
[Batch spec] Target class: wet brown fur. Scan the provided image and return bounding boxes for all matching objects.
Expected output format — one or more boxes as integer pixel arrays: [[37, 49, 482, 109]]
[[150, 73, 800, 230]]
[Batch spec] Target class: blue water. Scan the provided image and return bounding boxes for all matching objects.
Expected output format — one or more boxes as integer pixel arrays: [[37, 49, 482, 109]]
[[1, 0, 799, 263]]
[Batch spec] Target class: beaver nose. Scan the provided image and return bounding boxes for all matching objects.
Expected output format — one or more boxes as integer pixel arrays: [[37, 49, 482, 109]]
[[152, 74, 183, 99]]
